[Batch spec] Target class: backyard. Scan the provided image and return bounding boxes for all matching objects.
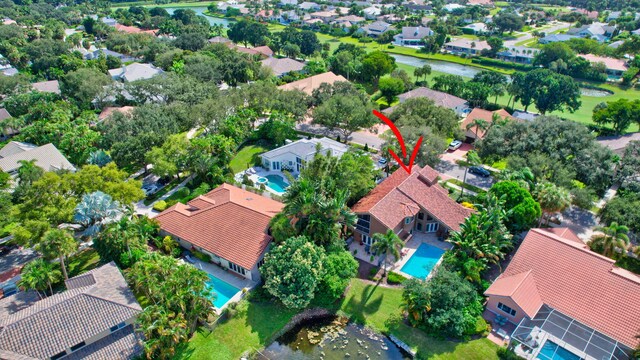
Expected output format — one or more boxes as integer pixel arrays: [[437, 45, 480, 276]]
[[229, 141, 271, 174], [174, 278, 499, 360]]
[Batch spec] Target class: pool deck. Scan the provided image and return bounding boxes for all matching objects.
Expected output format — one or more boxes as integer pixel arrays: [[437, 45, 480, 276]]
[[348, 232, 452, 279], [234, 166, 294, 196], [184, 258, 259, 314]]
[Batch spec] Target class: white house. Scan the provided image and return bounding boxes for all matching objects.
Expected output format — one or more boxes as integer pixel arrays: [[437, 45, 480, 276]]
[[393, 26, 433, 46], [260, 137, 349, 173]]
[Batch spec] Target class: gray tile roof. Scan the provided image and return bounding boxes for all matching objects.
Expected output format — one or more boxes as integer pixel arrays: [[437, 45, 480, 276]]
[[31, 80, 60, 94], [400, 26, 432, 40], [0, 262, 142, 359], [0, 142, 35, 159], [108, 63, 164, 82], [0, 108, 11, 122], [260, 57, 305, 76], [62, 324, 143, 360], [398, 87, 467, 109], [261, 137, 349, 159], [0, 143, 75, 174]]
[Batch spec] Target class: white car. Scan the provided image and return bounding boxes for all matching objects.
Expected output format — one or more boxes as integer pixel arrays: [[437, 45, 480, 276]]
[[448, 140, 463, 151]]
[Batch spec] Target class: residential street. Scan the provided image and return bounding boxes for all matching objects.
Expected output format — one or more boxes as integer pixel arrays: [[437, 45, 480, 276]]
[[502, 21, 571, 48], [435, 159, 495, 190]]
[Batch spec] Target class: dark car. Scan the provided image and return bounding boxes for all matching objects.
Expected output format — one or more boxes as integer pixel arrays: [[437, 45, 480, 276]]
[[469, 166, 491, 177]]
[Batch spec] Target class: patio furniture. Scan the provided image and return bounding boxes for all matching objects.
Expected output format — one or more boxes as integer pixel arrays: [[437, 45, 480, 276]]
[[184, 254, 196, 264]]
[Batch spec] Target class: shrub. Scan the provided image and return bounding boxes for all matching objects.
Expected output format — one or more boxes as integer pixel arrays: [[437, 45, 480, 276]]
[[174, 187, 190, 199], [387, 271, 408, 285], [570, 187, 595, 209], [616, 256, 640, 274], [368, 266, 380, 281], [242, 173, 253, 186], [191, 182, 212, 198], [497, 346, 521, 360], [193, 250, 211, 263], [152, 200, 168, 212], [387, 44, 395, 49]]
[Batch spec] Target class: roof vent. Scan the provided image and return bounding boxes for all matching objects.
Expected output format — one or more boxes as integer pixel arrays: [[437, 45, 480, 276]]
[[246, 197, 253, 201]]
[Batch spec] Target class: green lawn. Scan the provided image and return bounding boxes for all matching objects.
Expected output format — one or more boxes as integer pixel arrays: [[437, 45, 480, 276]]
[[229, 143, 269, 174], [111, 1, 213, 9], [176, 279, 499, 360], [174, 299, 298, 360]]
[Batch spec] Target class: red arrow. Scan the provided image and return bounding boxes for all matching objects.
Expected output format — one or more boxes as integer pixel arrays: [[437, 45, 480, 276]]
[[373, 110, 423, 174]]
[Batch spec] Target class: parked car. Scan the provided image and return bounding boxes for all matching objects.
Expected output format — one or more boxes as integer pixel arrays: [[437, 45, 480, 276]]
[[0, 245, 11, 256], [448, 140, 462, 151], [142, 184, 159, 196], [378, 157, 388, 165], [469, 166, 491, 177]]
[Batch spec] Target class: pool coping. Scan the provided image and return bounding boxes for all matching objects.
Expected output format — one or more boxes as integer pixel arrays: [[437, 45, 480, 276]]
[[390, 233, 452, 280], [396, 244, 447, 281]]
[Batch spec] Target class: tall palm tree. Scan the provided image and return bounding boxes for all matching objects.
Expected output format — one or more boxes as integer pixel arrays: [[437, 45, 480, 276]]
[[137, 305, 189, 360], [38, 229, 78, 281], [466, 118, 489, 142], [19, 259, 61, 299], [535, 182, 571, 226], [460, 151, 482, 200], [372, 230, 404, 276], [591, 222, 630, 258]]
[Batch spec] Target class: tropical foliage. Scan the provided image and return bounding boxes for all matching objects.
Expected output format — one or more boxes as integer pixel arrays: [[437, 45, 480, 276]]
[[19, 258, 61, 299], [372, 230, 404, 276]]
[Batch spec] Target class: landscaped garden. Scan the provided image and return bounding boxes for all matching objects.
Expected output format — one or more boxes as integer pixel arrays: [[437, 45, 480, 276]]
[[174, 278, 499, 360], [229, 142, 271, 174]]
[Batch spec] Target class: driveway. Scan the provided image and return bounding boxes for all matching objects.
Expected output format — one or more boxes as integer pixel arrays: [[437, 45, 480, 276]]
[[551, 207, 599, 243], [0, 247, 37, 274], [435, 159, 495, 190]]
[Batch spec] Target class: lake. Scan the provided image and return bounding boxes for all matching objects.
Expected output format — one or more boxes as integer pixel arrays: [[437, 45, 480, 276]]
[[164, 6, 232, 27], [259, 315, 410, 360], [391, 53, 482, 78]]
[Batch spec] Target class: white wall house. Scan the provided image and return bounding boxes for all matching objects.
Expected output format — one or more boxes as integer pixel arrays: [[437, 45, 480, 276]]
[[261, 137, 350, 173]]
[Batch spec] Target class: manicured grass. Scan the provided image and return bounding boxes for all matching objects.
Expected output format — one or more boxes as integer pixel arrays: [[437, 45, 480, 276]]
[[175, 278, 499, 360], [111, 1, 213, 9], [229, 143, 269, 174], [337, 279, 499, 360], [66, 248, 103, 278], [174, 299, 298, 360]]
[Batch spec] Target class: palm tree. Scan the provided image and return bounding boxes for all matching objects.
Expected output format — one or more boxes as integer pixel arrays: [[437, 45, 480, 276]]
[[460, 151, 482, 200], [38, 229, 78, 281], [590, 222, 630, 258], [371, 230, 404, 276], [535, 182, 571, 226], [19, 259, 61, 299], [137, 305, 189, 360], [466, 118, 489, 143]]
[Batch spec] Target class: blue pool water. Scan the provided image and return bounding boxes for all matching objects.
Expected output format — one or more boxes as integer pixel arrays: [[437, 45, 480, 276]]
[[400, 243, 446, 279], [206, 274, 241, 309], [266, 174, 289, 193], [537, 341, 581, 360]]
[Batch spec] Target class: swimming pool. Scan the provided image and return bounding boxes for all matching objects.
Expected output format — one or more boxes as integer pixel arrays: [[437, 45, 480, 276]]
[[265, 174, 289, 193], [400, 243, 446, 279], [537, 341, 581, 360], [206, 274, 241, 309]]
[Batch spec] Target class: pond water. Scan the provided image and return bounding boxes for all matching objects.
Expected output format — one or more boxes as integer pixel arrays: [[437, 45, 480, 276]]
[[391, 54, 482, 78], [163, 6, 232, 27], [579, 88, 612, 97], [260, 316, 410, 360]]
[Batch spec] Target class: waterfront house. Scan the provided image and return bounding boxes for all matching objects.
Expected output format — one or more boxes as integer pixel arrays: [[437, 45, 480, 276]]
[[351, 166, 472, 248], [484, 228, 639, 360], [393, 26, 433, 46], [384, 87, 469, 116], [156, 184, 284, 281], [444, 39, 490, 55]]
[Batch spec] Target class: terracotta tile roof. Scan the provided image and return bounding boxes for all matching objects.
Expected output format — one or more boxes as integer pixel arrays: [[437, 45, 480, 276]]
[[352, 166, 473, 231], [461, 108, 514, 139], [486, 228, 640, 347], [231, 44, 273, 58], [156, 184, 284, 269], [0, 262, 141, 359], [115, 24, 158, 35], [485, 270, 543, 318], [98, 106, 135, 121], [278, 71, 348, 95], [538, 227, 584, 244], [578, 54, 628, 72]]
